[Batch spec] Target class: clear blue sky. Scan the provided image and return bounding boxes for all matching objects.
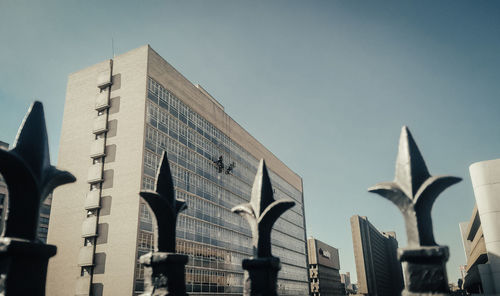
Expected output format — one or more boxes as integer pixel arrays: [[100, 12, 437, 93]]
[[1, 0, 499, 283]]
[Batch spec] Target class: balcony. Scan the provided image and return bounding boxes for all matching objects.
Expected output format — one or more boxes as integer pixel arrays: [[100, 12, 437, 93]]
[[95, 89, 110, 111], [78, 246, 94, 267], [87, 163, 103, 184], [81, 216, 97, 238], [97, 69, 112, 89], [75, 275, 91, 296], [92, 114, 108, 135], [89, 138, 105, 158], [84, 190, 100, 210], [466, 226, 488, 271]]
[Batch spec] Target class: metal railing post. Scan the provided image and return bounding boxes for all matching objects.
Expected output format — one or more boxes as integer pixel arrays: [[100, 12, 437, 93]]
[[233, 159, 295, 296], [139, 151, 188, 296], [368, 126, 461, 295], [0, 102, 75, 295]]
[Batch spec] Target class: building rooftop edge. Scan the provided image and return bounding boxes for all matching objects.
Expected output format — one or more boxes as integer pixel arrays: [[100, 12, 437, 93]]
[[68, 45, 151, 77], [351, 215, 398, 240], [469, 158, 500, 170], [195, 84, 224, 111]]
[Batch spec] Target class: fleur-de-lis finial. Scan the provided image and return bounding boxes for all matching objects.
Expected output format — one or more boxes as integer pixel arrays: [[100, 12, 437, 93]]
[[232, 159, 295, 257], [368, 126, 461, 247], [140, 151, 186, 252], [0, 101, 75, 241]]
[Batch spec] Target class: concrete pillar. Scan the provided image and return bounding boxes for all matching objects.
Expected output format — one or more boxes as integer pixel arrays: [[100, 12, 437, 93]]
[[470, 159, 500, 293]]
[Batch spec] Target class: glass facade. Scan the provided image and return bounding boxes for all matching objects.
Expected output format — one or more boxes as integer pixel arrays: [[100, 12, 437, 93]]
[[134, 77, 309, 295]]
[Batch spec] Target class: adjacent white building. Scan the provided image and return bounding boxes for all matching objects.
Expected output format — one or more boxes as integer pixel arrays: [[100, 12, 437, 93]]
[[468, 158, 500, 294]]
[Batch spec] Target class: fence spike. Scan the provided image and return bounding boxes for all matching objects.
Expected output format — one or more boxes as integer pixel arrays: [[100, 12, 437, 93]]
[[139, 151, 188, 296], [232, 159, 295, 296], [368, 126, 461, 295], [0, 101, 75, 295]]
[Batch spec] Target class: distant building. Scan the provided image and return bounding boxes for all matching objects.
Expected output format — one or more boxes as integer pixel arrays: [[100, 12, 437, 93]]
[[340, 272, 354, 295], [350, 283, 358, 294], [307, 237, 343, 296], [459, 158, 500, 294], [0, 141, 8, 234], [350, 215, 403, 296]]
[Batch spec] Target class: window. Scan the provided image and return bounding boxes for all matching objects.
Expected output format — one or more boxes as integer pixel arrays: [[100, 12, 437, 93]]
[[138, 231, 153, 250]]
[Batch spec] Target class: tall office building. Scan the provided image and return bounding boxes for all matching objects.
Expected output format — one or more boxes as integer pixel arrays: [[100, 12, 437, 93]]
[[307, 237, 342, 296], [47, 45, 309, 296], [350, 215, 403, 296]]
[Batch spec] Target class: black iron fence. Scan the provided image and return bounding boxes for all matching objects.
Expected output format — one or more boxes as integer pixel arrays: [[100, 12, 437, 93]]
[[0, 102, 461, 295]]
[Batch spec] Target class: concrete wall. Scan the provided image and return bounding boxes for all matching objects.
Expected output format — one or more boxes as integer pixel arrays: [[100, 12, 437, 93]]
[[47, 45, 149, 296], [47, 58, 109, 295]]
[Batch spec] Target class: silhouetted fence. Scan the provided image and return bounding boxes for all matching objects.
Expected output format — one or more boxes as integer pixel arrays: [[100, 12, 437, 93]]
[[0, 102, 460, 296]]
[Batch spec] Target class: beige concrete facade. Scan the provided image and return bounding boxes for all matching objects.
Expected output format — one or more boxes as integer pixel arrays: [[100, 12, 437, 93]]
[[47, 46, 149, 296], [47, 45, 306, 296]]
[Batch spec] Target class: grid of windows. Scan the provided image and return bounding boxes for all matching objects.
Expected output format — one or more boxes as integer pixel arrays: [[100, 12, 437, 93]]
[[145, 100, 303, 208], [144, 125, 304, 226], [185, 267, 243, 294], [135, 77, 309, 295]]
